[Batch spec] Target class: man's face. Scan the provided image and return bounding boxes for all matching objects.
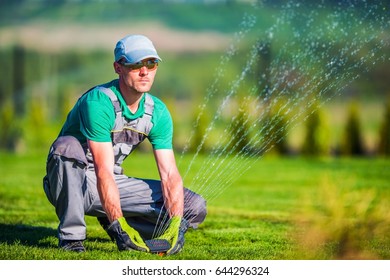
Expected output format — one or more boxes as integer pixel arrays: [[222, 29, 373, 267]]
[[114, 58, 158, 94]]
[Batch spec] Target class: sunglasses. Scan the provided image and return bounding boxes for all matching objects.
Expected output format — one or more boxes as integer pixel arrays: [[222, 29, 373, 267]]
[[120, 59, 159, 71]]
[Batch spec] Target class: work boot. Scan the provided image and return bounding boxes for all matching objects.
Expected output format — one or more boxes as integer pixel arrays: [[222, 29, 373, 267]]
[[59, 240, 85, 253]]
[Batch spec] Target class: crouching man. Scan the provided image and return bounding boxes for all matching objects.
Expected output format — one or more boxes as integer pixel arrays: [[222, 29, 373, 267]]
[[43, 34, 207, 254]]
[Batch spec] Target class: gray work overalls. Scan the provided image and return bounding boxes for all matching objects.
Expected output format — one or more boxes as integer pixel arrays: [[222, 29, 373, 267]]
[[43, 87, 206, 241]]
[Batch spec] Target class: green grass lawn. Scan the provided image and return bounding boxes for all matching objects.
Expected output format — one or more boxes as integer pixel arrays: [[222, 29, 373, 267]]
[[0, 151, 389, 260]]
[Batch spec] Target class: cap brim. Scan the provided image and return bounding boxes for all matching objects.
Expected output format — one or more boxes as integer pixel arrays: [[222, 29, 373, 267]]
[[120, 49, 162, 63]]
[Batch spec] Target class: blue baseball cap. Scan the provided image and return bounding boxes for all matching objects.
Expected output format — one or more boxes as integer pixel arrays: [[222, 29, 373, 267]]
[[114, 34, 162, 63]]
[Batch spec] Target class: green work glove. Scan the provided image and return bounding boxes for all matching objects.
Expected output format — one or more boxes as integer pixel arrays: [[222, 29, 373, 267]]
[[157, 216, 189, 255], [107, 217, 150, 252]]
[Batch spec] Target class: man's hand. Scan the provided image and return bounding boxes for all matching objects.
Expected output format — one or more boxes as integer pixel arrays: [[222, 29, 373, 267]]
[[107, 217, 149, 252], [157, 216, 189, 255]]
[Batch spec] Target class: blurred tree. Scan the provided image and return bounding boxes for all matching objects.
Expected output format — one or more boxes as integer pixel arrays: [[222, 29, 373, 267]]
[[0, 46, 26, 151], [256, 41, 272, 102], [378, 96, 390, 156], [302, 104, 329, 156], [341, 101, 365, 156], [0, 100, 23, 152], [261, 98, 289, 155], [255, 41, 291, 155], [229, 99, 251, 155], [303, 108, 321, 156], [13, 45, 26, 116], [0, 48, 13, 105], [189, 104, 210, 154]]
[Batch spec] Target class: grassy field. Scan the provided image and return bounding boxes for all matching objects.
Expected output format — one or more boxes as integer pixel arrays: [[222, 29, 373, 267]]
[[0, 150, 389, 260]]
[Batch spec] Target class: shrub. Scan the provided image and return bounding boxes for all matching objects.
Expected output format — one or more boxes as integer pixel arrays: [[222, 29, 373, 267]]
[[295, 178, 390, 259]]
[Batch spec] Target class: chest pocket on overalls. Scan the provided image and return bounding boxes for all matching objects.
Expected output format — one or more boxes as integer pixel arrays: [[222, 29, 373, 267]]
[[111, 123, 148, 167]]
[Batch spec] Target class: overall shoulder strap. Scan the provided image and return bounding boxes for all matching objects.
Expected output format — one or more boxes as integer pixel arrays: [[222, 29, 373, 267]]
[[138, 93, 155, 135], [95, 86, 121, 114], [144, 93, 154, 116], [94, 86, 123, 131]]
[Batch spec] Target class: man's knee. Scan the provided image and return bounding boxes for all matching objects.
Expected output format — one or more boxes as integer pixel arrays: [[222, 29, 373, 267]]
[[184, 190, 207, 228], [49, 136, 88, 166]]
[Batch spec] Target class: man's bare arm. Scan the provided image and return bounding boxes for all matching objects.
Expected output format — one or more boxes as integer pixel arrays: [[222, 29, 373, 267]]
[[153, 149, 184, 217], [88, 140, 122, 223]]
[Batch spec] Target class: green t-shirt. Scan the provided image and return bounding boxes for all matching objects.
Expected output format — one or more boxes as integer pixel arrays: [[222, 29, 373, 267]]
[[59, 79, 173, 150]]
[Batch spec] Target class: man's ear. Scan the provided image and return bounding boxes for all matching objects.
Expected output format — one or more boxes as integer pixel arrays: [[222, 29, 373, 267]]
[[113, 61, 121, 74]]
